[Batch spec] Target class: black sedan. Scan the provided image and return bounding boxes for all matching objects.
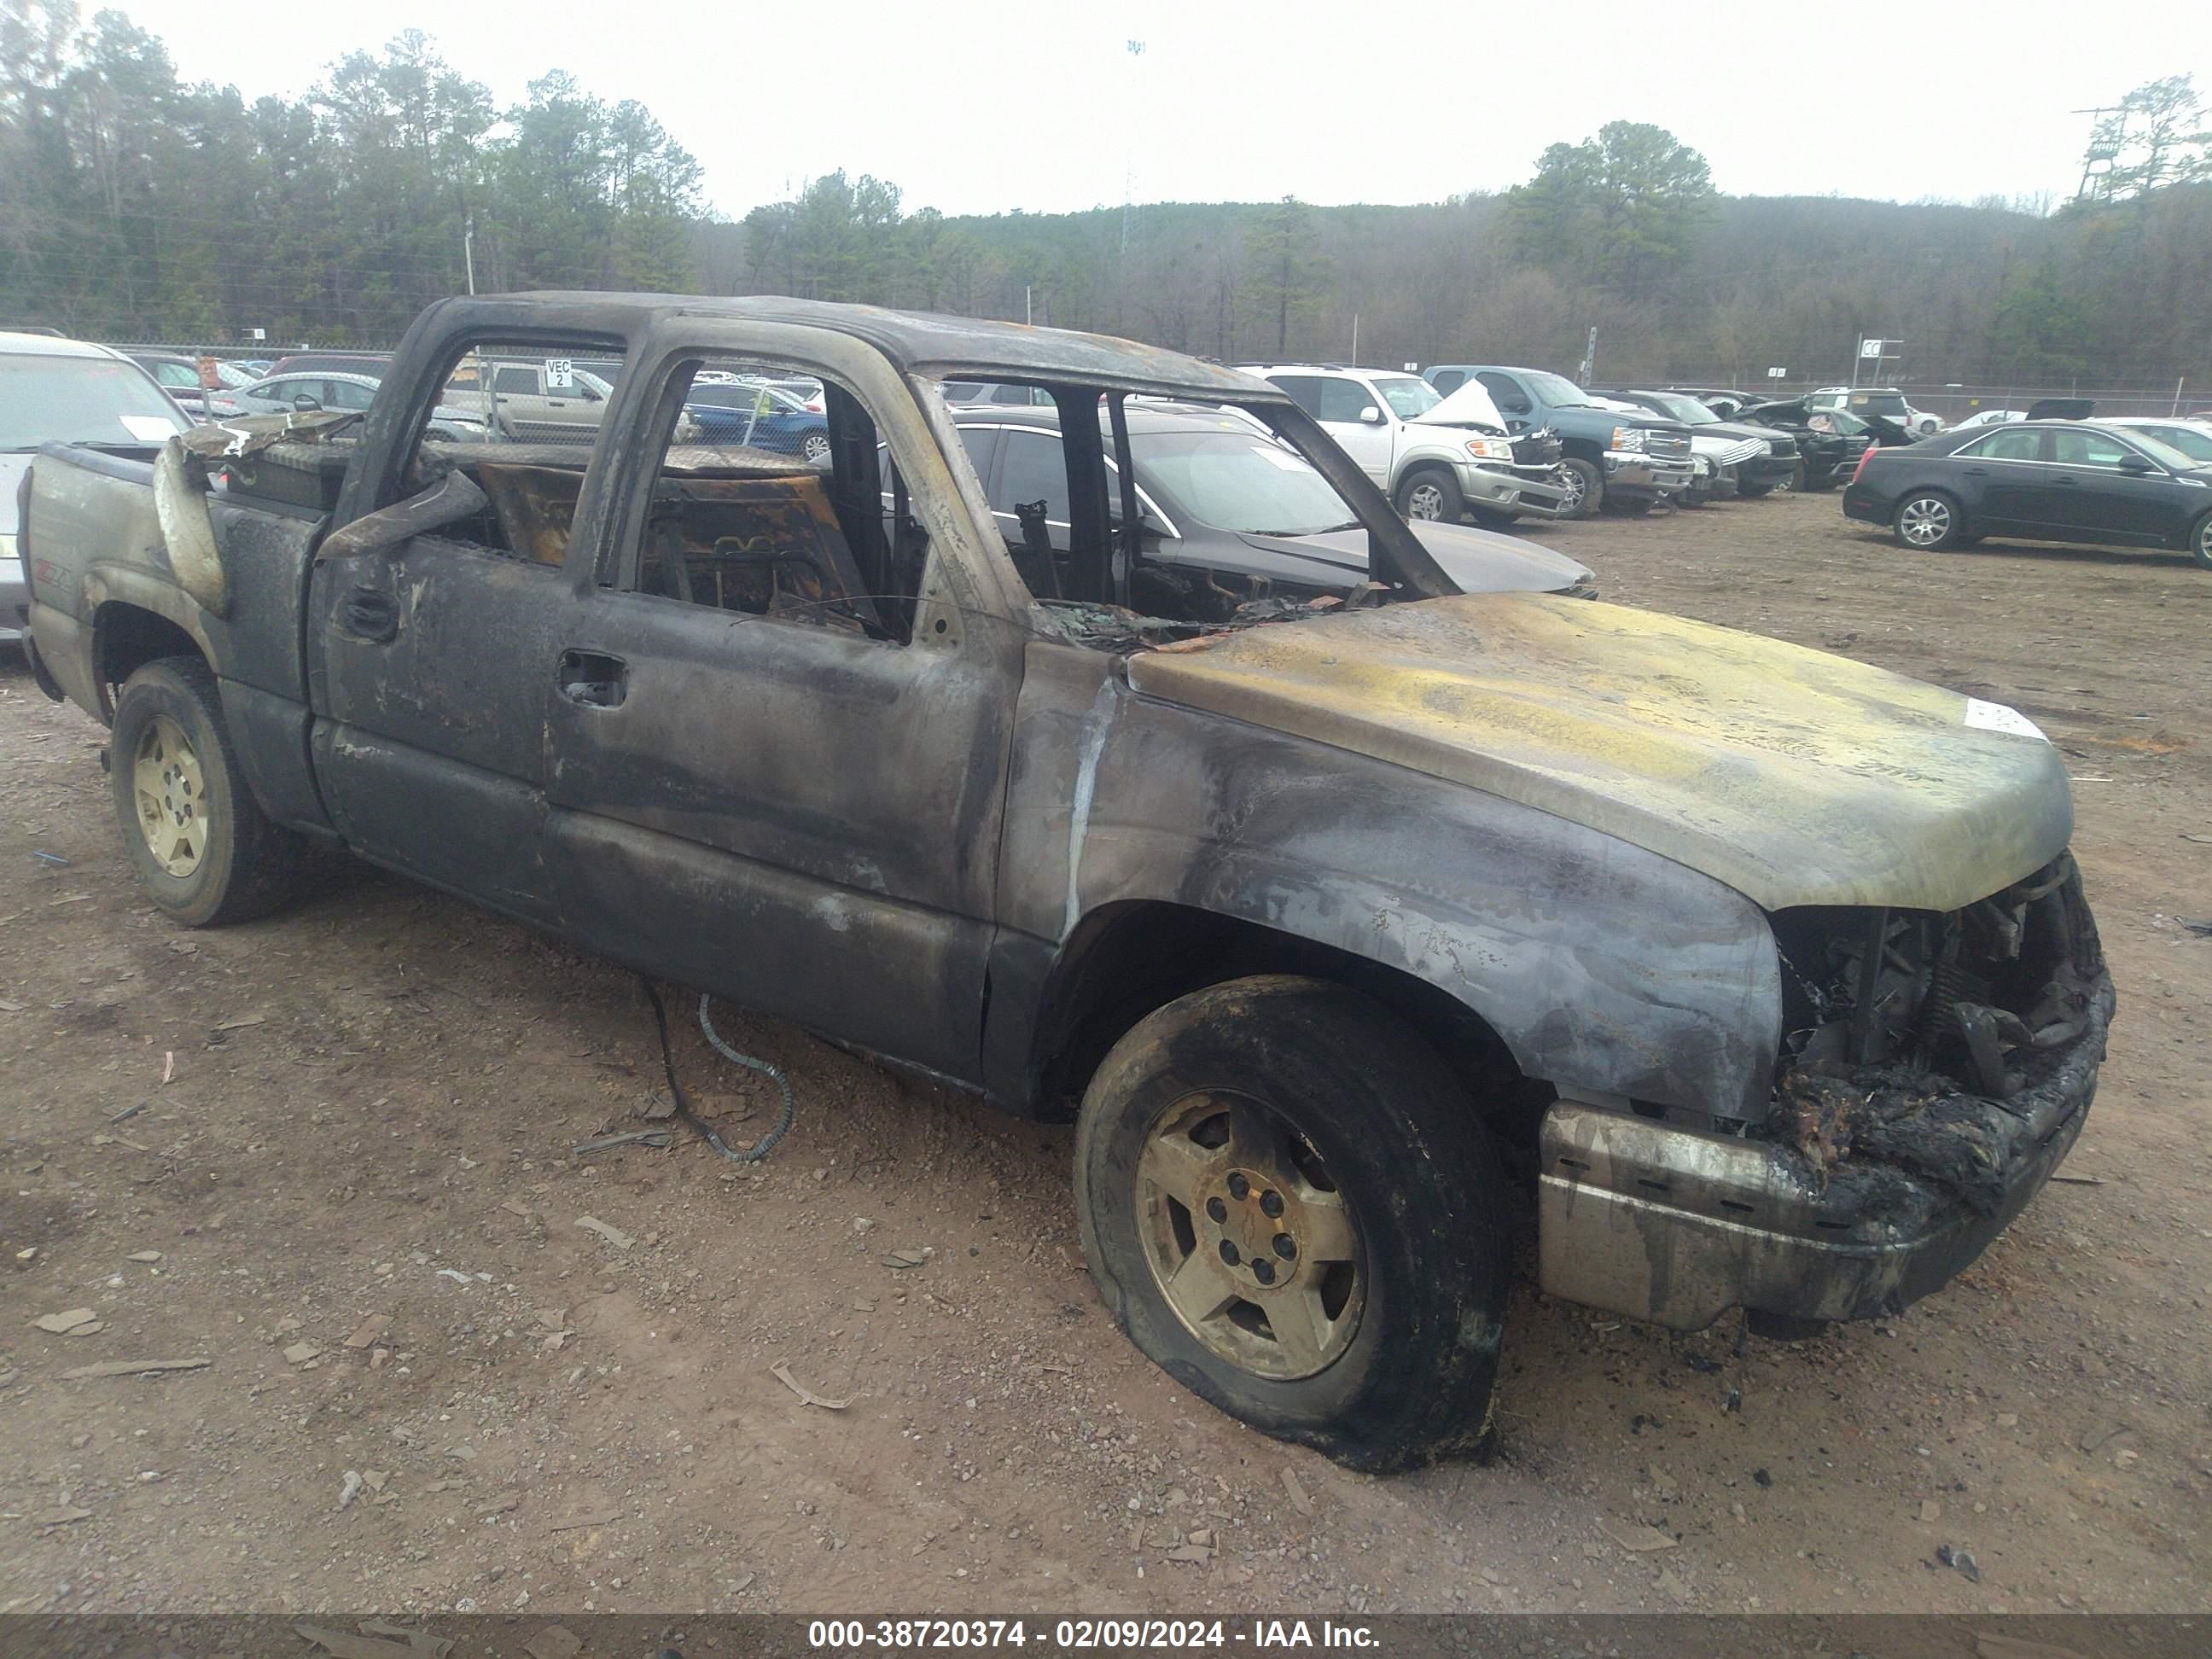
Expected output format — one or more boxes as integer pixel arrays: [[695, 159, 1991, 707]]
[[920, 403, 1598, 604], [1843, 421, 2212, 568], [1738, 398, 1874, 489]]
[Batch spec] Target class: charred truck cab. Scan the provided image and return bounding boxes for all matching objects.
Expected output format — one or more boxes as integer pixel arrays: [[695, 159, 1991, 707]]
[[20, 294, 2113, 1473]]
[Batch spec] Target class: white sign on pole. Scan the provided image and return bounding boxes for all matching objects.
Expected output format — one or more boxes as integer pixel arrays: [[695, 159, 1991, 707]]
[[1859, 338, 1884, 358], [544, 358, 576, 390], [1767, 366, 1787, 378], [1402, 363, 1418, 373], [250, 328, 266, 341]]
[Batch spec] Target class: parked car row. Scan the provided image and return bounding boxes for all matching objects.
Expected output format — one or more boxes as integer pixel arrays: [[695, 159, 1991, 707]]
[[1842, 405, 2212, 568]]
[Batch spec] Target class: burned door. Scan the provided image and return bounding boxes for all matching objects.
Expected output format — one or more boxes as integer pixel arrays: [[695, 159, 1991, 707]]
[[537, 329, 1021, 1086], [306, 335, 628, 920]]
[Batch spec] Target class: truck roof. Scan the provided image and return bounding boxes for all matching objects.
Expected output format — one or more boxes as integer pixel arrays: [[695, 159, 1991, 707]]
[[0, 330, 132, 362], [496, 292, 1280, 402]]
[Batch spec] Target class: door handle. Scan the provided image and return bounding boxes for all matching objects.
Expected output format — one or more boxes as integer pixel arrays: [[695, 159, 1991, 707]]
[[2054, 475, 2080, 487], [340, 585, 398, 643], [1961, 467, 1988, 476], [557, 649, 627, 708]]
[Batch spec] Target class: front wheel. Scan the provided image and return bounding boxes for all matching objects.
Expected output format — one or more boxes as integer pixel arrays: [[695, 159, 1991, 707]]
[[1074, 976, 1510, 1472], [1557, 457, 1601, 519], [109, 656, 308, 927], [1394, 467, 1463, 524], [1893, 491, 1964, 550], [800, 431, 832, 465]]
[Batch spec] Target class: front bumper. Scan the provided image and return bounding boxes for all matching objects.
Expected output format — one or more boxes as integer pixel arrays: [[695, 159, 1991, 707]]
[[1536, 972, 2114, 1331], [1602, 451, 1695, 498], [1461, 462, 1573, 518]]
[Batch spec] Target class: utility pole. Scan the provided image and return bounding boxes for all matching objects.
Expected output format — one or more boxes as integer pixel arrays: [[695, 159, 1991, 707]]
[[1025, 285, 1033, 327], [463, 214, 476, 296], [1121, 41, 1145, 266]]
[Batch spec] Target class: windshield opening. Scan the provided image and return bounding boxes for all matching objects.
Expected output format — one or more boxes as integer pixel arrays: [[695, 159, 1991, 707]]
[[1520, 370, 1592, 408], [1371, 375, 1440, 421], [1644, 392, 1717, 424], [0, 355, 192, 451], [1128, 427, 1359, 538]]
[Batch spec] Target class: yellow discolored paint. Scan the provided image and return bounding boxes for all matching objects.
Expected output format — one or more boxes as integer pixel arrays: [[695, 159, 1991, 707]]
[[1124, 593, 2073, 913]]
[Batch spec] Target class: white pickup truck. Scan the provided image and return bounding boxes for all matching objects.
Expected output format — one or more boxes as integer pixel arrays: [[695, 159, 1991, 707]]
[[1237, 363, 1573, 526]]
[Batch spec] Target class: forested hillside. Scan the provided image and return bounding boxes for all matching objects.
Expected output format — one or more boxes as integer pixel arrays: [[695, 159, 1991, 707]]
[[4, 9, 2208, 391]]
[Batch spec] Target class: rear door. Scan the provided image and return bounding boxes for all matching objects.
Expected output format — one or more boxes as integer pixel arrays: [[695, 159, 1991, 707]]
[[2045, 427, 2186, 545], [307, 330, 629, 923], [1953, 426, 2051, 533], [1311, 375, 1392, 484]]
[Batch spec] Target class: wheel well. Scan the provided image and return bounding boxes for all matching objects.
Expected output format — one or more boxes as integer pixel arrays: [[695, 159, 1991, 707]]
[[1559, 442, 1603, 464], [1030, 902, 1542, 1129], [94, 603, 201, 719]]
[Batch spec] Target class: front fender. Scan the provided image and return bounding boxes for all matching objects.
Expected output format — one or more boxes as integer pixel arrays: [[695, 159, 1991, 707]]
[[991, 645, 1784, 1121]]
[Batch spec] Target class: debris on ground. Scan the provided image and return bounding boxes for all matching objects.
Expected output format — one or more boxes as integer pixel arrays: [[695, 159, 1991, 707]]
[[1937, 1542, 1982, 1582], [545, 1509, 622, 1534], [345, 1314, 390, 1348], [282, 1342, 323, 1365], [1599, 1518, 1679, 1553], [59, 1357, 210, 1380], [126, 1249, 161, 1262], [574, 1216, 635, 1250], [33, 1308, 99, 1334], [337, 1470, 364, 1511], [1280, 1467, 1317, 1517], [771, 1359, 852, 1411], [294, 1624, 430, 1659]]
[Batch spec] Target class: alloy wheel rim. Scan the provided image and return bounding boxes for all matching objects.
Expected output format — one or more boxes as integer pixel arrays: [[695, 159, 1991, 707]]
[[802, 434, 831, 463], [1135, 1091, 1365, 1381], [1406, 483, 1444, 520], [133, 714, 207, 878], [1561, 469, 1586, 509], [1901, 498, 1951, 546]]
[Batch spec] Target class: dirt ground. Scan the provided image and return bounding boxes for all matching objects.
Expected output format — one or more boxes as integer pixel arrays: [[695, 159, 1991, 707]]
[[1, 489, 2206, 1620]]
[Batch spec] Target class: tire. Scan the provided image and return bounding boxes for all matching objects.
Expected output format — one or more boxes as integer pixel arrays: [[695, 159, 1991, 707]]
[[1074, 975, 1511, 1473], [1737, 480, 1773, 498], [1464, 504, 1519, 528], [800, 431, 832, 465], [1394, 467, 1463, 525], [2191, 510, 2212, 570], [1892, 490, 1965, 550], [1789, 461, 1808, 492], [1557, 456, 1601, 520], [109, 655, 308, 927]]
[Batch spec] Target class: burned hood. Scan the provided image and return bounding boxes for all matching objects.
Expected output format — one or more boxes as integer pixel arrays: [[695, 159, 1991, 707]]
[[1124, 594, 2072, 913]]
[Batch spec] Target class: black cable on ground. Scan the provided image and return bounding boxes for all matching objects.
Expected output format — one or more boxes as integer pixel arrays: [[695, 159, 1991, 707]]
[[639, 975, 795, 1162]]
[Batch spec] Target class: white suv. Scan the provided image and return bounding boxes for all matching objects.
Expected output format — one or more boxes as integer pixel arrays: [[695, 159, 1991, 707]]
[[1237, 364, 1572, 525]]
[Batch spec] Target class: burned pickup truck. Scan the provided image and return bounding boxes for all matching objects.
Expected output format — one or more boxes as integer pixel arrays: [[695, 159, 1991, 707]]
[[18, 294, 2113, 1471]]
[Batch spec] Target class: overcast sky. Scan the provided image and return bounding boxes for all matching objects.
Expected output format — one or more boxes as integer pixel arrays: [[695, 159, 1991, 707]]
[[115, 0, 2210, 219]]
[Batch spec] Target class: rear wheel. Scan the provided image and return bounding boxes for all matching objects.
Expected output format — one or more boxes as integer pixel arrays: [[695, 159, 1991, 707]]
[[1557, 457, 1601, 519], [2192, 510, 2212, 570], [1893, 491, 1965, 550], [1074, 976, 1511, 1472], [109, 656, 308, 927], [1394, 467, 1463, 525]]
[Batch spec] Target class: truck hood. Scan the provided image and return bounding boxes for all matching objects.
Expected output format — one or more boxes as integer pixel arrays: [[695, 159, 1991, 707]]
[[1123, 592, 2071, 913], [1418, 381, 1511, 432]]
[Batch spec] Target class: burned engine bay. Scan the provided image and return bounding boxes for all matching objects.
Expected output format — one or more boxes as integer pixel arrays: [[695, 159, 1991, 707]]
[[1766, 855, 2110, 1214]]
